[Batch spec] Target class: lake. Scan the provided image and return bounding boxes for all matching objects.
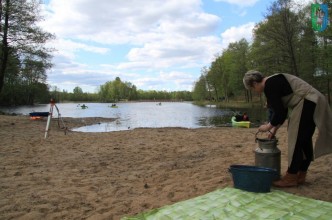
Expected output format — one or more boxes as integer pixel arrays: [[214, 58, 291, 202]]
[[0, 102, 268, 132]]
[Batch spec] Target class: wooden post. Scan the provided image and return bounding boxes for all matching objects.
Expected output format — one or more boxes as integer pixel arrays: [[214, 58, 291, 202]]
[[44, 99, 55, 139]]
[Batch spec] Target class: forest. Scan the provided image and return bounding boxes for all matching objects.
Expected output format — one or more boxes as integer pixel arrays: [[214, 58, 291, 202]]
[[50, 77, 192, 103], [0, 0, 331, 106], [192, 0, 332, 106]]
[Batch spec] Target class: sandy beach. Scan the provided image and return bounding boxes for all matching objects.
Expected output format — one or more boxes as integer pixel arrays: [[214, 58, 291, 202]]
[[0, 115, 331, 220]]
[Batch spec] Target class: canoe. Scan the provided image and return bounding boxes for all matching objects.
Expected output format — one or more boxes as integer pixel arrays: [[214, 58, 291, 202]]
[[29, 112, 49, 117], [231, 116, 251, 128], [29, 112, 49, 120]]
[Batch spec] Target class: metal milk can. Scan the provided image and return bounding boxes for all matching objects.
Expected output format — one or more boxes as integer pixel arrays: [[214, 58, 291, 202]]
[[254, 132, 281, 180]]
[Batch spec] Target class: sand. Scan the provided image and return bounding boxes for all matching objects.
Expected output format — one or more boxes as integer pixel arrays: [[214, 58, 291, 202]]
[[0, 115, 331, 220]]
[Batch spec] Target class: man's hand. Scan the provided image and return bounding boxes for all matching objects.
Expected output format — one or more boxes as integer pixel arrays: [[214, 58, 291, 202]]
[[258, 123, 272, 132], [258, 123, 280, 139]]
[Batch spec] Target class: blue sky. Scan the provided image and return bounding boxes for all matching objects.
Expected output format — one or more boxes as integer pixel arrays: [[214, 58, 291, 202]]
[[40, 0, 311, 93]]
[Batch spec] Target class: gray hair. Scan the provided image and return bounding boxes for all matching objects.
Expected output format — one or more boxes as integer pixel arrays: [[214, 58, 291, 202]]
[[243, 70, 264, 89]]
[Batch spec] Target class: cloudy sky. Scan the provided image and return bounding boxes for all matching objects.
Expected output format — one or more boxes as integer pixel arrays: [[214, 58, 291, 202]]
[[39, 0, 308, 93]]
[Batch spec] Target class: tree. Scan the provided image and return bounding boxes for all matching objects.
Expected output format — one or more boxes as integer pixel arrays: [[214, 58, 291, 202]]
[[21, 58, 50, 104], [249, 21, 284, 73], [73, 86, 83, 94], [0, 0, 54, 96], [192, 0, 332, 105], [297, 14, 318, 83], [224, 39, 249, 97], [192, 67, 209, 101], [251, 0, 301, 76], [98, 77, 139, 102], [206, 57, 223, 102]]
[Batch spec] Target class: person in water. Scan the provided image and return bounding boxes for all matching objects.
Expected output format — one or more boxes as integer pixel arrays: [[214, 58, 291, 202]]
[[242, 112, 249, 121], [243, 70, 332, 187], [234, 112, 249, 121]]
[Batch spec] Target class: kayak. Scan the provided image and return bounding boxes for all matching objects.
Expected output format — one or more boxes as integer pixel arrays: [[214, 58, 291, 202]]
[[29, 112, 49, 120], [29, 112, 49, 117], [231, 116, 251, 128]]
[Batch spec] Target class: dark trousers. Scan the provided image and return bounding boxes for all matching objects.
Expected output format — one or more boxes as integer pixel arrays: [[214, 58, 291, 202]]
[[288, 99, 316, 174]]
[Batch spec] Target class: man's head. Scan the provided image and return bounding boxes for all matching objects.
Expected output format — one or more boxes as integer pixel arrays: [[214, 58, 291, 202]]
[[243, 70, 264, 90]]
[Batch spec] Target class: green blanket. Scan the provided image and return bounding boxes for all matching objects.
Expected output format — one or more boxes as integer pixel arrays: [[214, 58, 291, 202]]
[[122, 187, 332, 220]]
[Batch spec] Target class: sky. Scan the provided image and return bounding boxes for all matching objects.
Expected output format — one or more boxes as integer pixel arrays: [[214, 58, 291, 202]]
[[39, 0, 311, 93]]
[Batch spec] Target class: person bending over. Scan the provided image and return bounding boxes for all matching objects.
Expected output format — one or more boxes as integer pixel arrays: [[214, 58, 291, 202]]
[[243, 70, 332, 187]]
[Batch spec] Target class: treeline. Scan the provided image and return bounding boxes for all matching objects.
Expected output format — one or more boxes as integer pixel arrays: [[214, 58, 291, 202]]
[[192, 0, 332, 105], [50, 77, 192, 103]]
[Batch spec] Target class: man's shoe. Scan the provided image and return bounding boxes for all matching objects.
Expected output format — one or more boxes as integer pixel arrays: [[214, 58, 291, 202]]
[[297, 171, 307, 185], [273, 172, 298, 187]]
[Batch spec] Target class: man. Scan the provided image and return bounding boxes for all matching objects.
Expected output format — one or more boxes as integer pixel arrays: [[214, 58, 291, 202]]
[[243, 70, 332, 187]]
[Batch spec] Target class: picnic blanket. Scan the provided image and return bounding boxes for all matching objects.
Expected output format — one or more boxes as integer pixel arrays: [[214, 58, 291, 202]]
[[122, 187, 332, 220]]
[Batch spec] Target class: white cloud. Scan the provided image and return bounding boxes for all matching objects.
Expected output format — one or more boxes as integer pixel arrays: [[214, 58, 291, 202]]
[[220, 22, 255, 48], [118, 35, 221, 71], [41, 0, 217, 45], [41, 0, 268, 92], [47, 39, 109, 59], [43, 1, 221, 63], [132, 70, 196, 91], [213, 0, 260, 7]]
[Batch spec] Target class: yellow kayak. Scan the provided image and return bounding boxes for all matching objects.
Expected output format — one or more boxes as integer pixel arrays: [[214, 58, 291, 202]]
[[231, 116, 251, 128]]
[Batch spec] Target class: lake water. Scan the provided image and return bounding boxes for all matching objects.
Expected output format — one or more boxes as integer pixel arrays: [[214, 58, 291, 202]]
[[0, 102, 267, 132]]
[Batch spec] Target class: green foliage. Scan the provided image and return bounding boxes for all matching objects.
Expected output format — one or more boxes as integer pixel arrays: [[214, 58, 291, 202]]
[[136, 89, 192, 101], [253, 0, 302, 76], [45, 78, 192, 103], [0, 0, 54, 105], [98, 77, 137, 102], [207, 57, 224, 101], [193, 39, 250, 102], [224, 39, 249, 96], [48, 86, 99, 103], [97, 77, 192, 102], [192, 68, 209, 101], [192, 0, 332, 105]]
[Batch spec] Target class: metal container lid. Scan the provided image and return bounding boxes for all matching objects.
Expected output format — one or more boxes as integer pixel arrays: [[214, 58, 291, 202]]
[[255, 131, 278, 149]]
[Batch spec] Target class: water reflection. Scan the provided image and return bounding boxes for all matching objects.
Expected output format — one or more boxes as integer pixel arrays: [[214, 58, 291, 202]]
[[198, 115, 232, 127]]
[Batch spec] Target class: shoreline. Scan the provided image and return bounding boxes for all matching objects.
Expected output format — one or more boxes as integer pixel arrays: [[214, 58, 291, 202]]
[[0, 115, 331, 219]]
